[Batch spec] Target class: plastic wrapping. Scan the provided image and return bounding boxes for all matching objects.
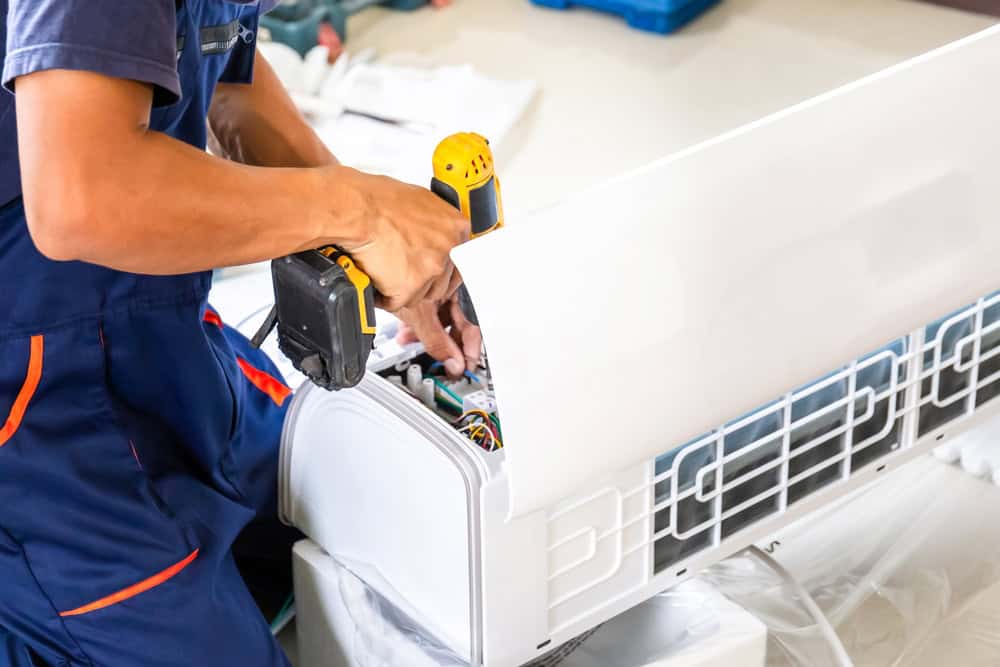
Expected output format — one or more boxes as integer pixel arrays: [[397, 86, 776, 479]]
[[702, 445, 1000, 667], [336, 559, 468, 667], [326, 558, 764, 667]]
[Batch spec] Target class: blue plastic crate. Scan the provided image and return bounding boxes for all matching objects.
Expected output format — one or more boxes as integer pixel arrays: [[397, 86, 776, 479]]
[[531, 0, 720, 34], [339, 0, 428, 12]]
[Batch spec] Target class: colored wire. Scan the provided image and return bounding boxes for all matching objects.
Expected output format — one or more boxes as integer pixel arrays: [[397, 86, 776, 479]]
[[486, 430, 499, 452], [435, 396, 462, 413], [429, 361, 484, 385], [274, 593, 294, 621], [455, 410, 502, 444], [489, 414, 503, 440], [270, 593, 295, 634], [458, 409, 493, 424], [458, 421, 499, 452], [432, 378, 463, 406]]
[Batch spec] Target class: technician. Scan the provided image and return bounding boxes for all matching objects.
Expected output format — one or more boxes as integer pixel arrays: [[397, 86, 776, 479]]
[[0, 1, 480, 665]]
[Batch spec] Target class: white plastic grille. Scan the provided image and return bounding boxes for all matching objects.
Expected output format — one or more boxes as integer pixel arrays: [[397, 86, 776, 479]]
[[547, 292, 1000, 613]]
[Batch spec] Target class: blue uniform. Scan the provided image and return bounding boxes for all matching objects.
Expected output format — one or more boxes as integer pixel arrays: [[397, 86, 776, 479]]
[[0, 2, 298, 665]]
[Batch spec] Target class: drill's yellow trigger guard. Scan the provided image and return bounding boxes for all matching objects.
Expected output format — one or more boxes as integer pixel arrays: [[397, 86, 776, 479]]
[[336, 256, 377, 335]]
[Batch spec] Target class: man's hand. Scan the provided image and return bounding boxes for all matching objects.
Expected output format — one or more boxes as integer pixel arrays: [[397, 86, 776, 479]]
[[336, 171, 470, 312], [397, 293, 482, 379], [210, 51, 469, 312]]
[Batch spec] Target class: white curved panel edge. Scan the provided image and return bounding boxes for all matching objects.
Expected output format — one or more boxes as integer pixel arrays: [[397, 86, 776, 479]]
[[452, 24, 1000, 519]]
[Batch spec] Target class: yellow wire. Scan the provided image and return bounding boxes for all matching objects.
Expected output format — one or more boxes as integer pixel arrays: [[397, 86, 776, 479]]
[[461, 409, 493, 423], [460, 411, 503, 450]]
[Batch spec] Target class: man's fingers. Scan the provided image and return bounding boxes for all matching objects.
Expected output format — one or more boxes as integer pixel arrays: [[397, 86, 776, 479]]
[[445, 269, 464, 301], [449, 294, 470, 327], [461, 327, 482, 372], [376, 274, 435, 313], [396, 322, 420, 345], [399, 301, 465, 378], [450, 325, 482, 372], [375, 293, 401, 312], [450, 297, 483, 370], [417, 321, 465, 378]]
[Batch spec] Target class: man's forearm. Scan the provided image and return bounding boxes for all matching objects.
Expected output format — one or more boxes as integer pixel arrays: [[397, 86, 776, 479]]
[[209, 51, 336, 170], [62, 131, 369, 274], [16, 68, 368, 274]]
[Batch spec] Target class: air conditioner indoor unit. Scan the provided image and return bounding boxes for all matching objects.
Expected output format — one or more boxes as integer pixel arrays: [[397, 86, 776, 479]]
[[222, 25, 1000, 667]]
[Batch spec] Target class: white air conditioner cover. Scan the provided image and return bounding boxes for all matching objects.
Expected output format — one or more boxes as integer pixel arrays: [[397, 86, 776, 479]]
[[452, 25, 1000, 518]]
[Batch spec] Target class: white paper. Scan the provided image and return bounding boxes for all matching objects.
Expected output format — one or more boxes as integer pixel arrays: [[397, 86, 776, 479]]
[[332, 63, 536, 139], [313, 63, 537, 185], [453, 25, 1000, 518]]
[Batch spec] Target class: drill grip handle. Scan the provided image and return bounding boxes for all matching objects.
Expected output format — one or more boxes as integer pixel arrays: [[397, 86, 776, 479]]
[[431, 181, 480, 326]]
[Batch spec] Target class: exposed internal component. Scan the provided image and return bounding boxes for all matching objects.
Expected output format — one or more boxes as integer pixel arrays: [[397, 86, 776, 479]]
[[378, 353, 503, 452]]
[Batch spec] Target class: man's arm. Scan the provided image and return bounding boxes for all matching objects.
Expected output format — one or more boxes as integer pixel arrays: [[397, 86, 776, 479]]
[[15, 68, 467, 311], [208, 51, 337, 169]]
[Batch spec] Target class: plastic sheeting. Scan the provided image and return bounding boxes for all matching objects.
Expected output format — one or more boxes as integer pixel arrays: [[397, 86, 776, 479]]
[[336, 558, 467, 667], [703, 450, 1000, 667], [329, 557, 765, 667]]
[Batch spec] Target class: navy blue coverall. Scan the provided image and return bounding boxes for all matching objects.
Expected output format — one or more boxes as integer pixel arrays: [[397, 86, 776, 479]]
[[1, 2, 298, 665]]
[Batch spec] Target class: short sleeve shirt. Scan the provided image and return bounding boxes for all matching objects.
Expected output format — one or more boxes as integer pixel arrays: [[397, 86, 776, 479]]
[[0, 0, 277, 206]]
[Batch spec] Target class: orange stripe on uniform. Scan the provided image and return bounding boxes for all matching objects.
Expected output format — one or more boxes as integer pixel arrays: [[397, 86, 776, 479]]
[[0, 335, 44, 448], [59, 549, 200, 618], [203, 310, 223, 329], [237, 357, 292, 407]]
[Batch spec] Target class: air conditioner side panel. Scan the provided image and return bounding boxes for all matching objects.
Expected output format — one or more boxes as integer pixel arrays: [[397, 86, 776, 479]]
[[282, 385, 474, 659]]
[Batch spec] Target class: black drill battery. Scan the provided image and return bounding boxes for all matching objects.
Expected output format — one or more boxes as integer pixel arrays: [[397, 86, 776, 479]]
[[267, 248, 376, 391]]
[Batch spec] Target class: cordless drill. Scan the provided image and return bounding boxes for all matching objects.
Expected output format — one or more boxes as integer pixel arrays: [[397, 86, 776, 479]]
[[429, 132, 504, 325], [252, 132, 504, 390]]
